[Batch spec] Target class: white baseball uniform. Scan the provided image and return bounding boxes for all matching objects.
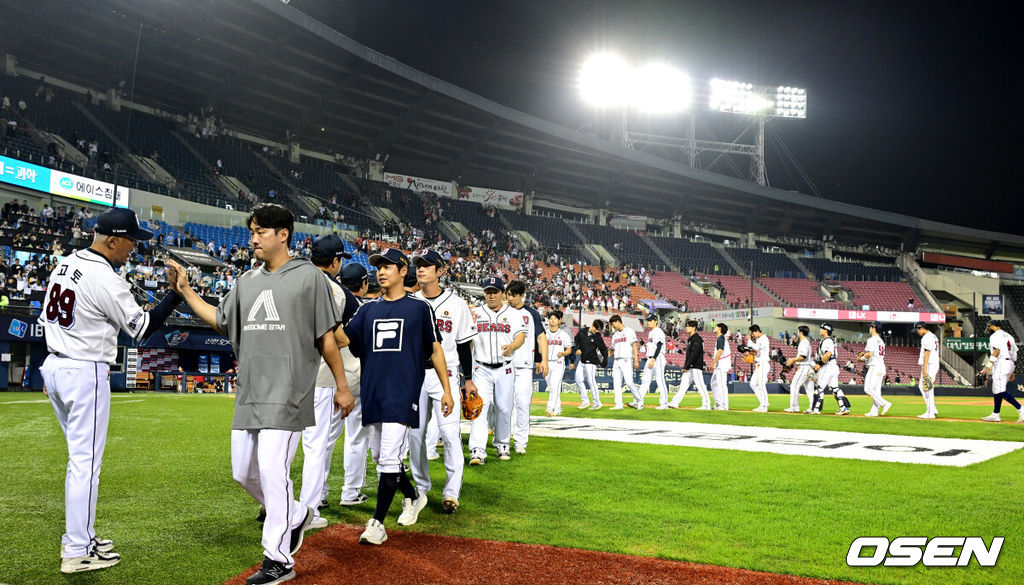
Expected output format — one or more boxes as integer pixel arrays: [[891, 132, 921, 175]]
[[409, 289, 475, 499], [789, 337, 814, 410], [39, 249, 165, 559], [862, 334, 889, 411], [610, 326, 641, 408], [639, 326, 669, 407], [750, 335, 771, 409], [510, 305, 540, 450], [544, 327, 573, 414], [468, 304, 527, 459], [989, 329, 1017, 395], [918, 331, 940, 416], [816, 337, 840, 389], [710, 334, 732, 410]]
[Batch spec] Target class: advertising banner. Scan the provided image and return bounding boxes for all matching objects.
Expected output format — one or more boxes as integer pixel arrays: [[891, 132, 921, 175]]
[[0, 154, 129, 207], [782, 307, 946, 324], [981, 294, 1004, 316], [946, 337, 989, 352], [382, 172, 453, 197], [458, 185, 524, 210], [1, 316, 45, 342]]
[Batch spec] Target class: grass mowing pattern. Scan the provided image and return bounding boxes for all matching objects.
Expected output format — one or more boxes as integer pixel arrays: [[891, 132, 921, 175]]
[[0, 391, 1020, 585]]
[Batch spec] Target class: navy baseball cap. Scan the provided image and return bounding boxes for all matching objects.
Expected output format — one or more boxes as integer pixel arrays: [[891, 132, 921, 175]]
[[820, 322, 834, 333], [403, 270, 419, 287], [479, 276, 505, 291], [369, 248, 410, 269], [340, 263, 368, 287], [412, 249, 446, 267], [646, 315, 659, 322], [311, 234, 351, 260], [95, 208, 153, 241], [869, 320, 882, 330], [914, 321, 927, 329], [366, 271, 381, 293]]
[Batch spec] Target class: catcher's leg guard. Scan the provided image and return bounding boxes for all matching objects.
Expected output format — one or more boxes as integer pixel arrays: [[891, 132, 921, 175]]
[[834, 387, 851, 409], [811, 391, 824, 412]]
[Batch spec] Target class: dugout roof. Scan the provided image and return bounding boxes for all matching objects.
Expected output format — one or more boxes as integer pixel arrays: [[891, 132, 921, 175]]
[[3, 0, 1022, 258]]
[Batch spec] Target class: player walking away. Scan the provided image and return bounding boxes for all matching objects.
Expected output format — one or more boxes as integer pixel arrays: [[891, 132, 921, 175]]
[[543, 310, 573, 416], [167, 203, 354, 584], [335, 248, 453, 545], [297, 235, 353, 529], [409, 250, 476, 513], [573, 320, 608, 409], [506, 279, 546, 453], [810, 323, 850, 415], [608, 315, 642, 409], [859, 321, 893, 417], [639, 315, 670, 409], [979, 321, 1022, 423], [40, 208, 181, 574], [337, 262, 371, 507], [709, 323, 732, 410], [783, 326, 815, 413], [915, 322, 940, 419], [748, 325, 771, 412], [669, 320, 711, 410], [468, 277, 527, 464]]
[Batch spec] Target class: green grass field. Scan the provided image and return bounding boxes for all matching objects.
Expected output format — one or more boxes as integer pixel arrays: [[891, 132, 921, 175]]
[[1, 391, 1021, 585]]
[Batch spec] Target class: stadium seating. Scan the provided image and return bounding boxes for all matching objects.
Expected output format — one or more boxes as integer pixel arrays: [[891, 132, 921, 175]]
[[573, 223, 660, 268], [647, 271, 725, 311], [648, 236, 735, 276], [727, 247, 804, 278], [759, 277, 835, 307], [801, 257, 903, 281], [500, 210, 579, 252], [841, 281, 921, 312], [699, 274, 779, 308], [442, 197, 508, 241]]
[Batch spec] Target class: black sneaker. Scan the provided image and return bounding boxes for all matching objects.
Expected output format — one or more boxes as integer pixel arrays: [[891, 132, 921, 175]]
[[289, 507, 313, 555], [245, 557, 295, 585]]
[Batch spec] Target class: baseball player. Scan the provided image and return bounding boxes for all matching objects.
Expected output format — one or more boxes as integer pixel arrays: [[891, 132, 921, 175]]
[[747, 324, 771, 412], [783, 325, 814, 413], [915, 322, 940, 419], [467, 276, 527, 464], [409, 250, 476, 513], [542, 310, 573, 416], [608, 315, 642, 409], [859, 321, 893, 417], [297, 235, 354, 529], [40, 208, 181, 574], [669, 320, 710, 409], [505, 279, 546, 454], [573, 320, 608, 409], [809, 323, 850, 415], [639, 315, 670, 409], [336, 262, 371, 507], [980, 321, 1023, 422], [336, 248, 453, 545], [168, 203, 354, 584], [709, 323, 732, 410]]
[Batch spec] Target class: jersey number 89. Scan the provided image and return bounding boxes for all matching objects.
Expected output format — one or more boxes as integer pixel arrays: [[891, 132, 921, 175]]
[[45, 284, 77, 328]]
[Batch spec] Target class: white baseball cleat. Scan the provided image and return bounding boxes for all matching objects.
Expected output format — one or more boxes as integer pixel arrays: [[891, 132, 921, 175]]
[[469, 450, 485, 466], [442, 496, 460, 514], [514, 445, 527, 455], [307, 516, 329, 530], [359, 518, 387, 545], [397, 492, 428, 526], [1017, 410, 1024, 423], [609, 405, 624, 410], [917, 412, 935, 419], [655, 404, 670, 410], [880, 402, 892, 416], [61, 549, 121, 574], [753, 406, 768, 413], [339, 493, 369, 506], [864, 410, 878, 417], [981, 413, 1001, 423], [783, 407, 798, 413], [426, 451, 440, 461], [590, 404, 602, 410], [578, 403, 591, 410]]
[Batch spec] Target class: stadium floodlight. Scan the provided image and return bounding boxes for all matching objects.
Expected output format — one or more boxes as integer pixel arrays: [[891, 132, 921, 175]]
[[631, 63, 692, 114], [579, 52, 632, 108], [708, 78, 774, 114], [774, 85, 807, 119]]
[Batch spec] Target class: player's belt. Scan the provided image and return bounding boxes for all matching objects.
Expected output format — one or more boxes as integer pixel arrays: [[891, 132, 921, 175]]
[[479, 361, 510, 369]]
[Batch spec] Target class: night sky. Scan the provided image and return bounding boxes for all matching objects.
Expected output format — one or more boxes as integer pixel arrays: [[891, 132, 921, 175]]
[[304, 0, 1020, 236]]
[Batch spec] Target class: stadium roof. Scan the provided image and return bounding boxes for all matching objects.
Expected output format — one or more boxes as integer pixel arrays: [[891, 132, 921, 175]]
[[4, 0, 1022, 258]]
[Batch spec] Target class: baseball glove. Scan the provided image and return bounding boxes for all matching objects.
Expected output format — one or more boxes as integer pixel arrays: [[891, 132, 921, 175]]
[[742, 353, 755, 364], [461, 385, 484, 421], [922, 375, 934, 391]]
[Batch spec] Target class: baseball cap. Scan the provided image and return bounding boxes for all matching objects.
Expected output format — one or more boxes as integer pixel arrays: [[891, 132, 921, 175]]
[[869, 320, 882, 330], [646, 315, 659, 322], [403, 270, 419, 288], [95, 208, 153, 241], [340, 263, 368, 287], [366, 271, 381, 293], [412, 249, 445, 267], [820, 322, 834, 333], [479, 276, 505, 291], [311, 234, 351, 261], [369, 248, 410, 269], [913, 321, 927, 329]]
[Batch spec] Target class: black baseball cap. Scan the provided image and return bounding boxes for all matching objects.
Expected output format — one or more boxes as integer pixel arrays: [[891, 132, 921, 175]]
[[366, 271, 381, 293], [311, 234, 351, 261], [869, 320, 882, 330], [820, 322, 834, 333], [479, 276, 505, 291], [646, 315, 659, 322], [403, 270, 419, 287], [95, 208, 153, 241], [914, 321, 927, 329], [340, 263, 368, 287], [369, 248, 410, 269], [412, 249, 445, 267]]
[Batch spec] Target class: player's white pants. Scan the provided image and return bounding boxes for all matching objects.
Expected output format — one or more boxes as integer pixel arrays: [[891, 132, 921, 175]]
[[639, 359, 668, 406], [366, 422, 409, 474], [41, 356, 111, 559], [711, 363, 731, 409], [409, 369, 463, 500], [612, 358, 641, 407], [299, 386, 340, 521], [863, 365, 889, 410], [512, 367, 534, 448], [919, 363, 940, 415], [670, 368, 710, 408], [340, 388, 369, 502], [469, 363, 514, 457], [750, 363, 769, 408], [789, 366, 814, 410], [991, 359, 1013, 395], [231, 429, 307, 568], [424, 414, 440, 457], [574, 362, 600, 406], [545, 362, 567, 413]]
